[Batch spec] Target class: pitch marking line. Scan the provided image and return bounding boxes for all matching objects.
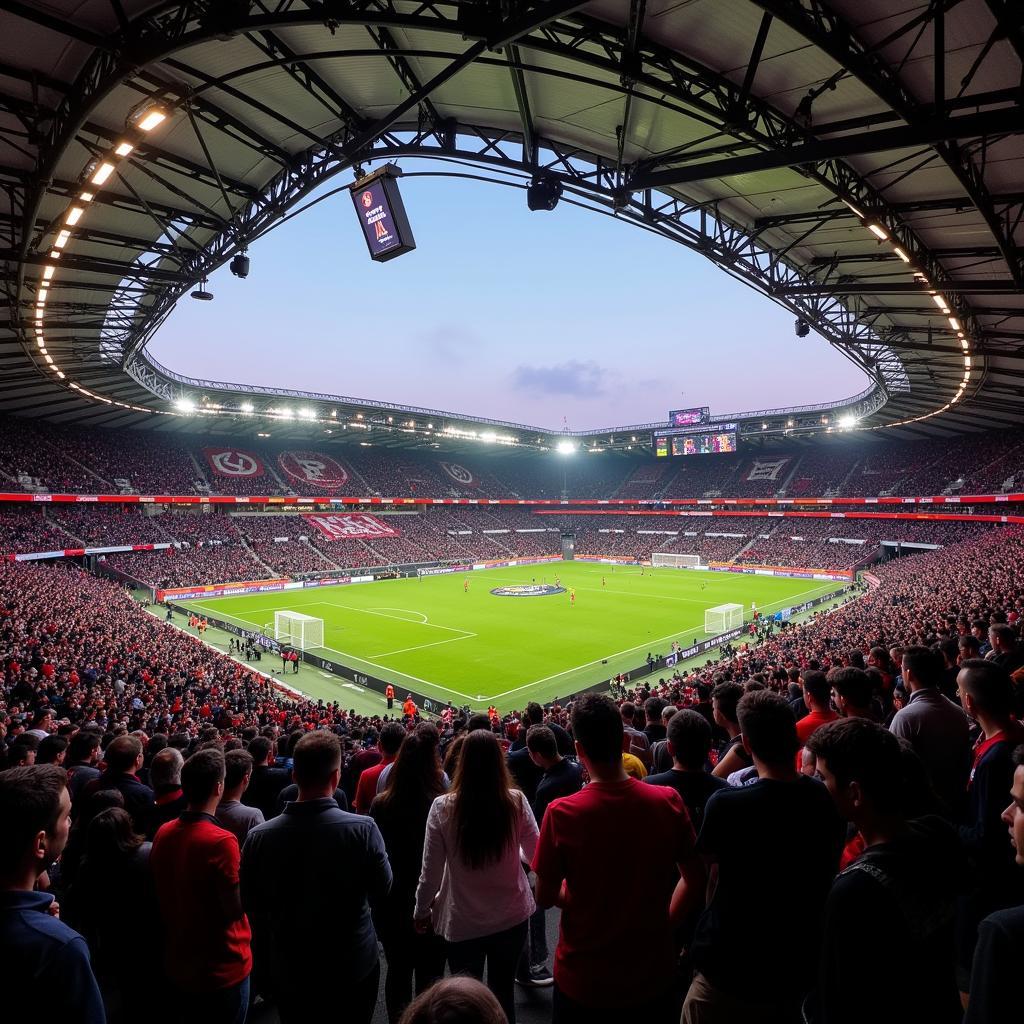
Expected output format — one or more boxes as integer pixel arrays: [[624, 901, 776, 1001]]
[[370, 633, 477, 659], [304, 601, 473, 636]]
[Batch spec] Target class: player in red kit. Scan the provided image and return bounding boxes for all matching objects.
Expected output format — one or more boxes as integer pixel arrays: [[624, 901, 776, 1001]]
[[570, 588, 576, 607]]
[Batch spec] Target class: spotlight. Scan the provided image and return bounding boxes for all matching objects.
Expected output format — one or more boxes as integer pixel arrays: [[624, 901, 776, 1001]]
[[229, 252, 250, 279], [527, 173, 562, 212], [795, 318, 810, 338], [191, 277, 213, 301]]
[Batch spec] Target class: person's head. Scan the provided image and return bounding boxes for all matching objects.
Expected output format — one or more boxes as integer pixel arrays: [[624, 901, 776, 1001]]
[[711, 681, 743, 730], [958, 659, 1015, 723], [801, 670, 830, 711], [667, 710, 713, 771], [989, 623, 1017, 654], [828, 667, 873, 717], [620, 702, 637, 726], [222, 749, 254, 799], [247, 735, 274, 767], [0, 765, 71, 885], [449, 730, 517, 869], [379, 721, 407, 760], [398, 976, 506, 1024], [149, 747, 184, 791], [526, 725, 559, 768], [36, 735, 68, 766], [378, 728, 444, 810], [180, 748, 225, 808], [84, 807, 144, 867], [662, 705, 678, 726], [68, 730, 101, 766], [644, 696, 667, 724], [1002, 745, 1024, 868], [572, 693, 624, 768], [809, 718, 904, 822], [901, 646, 941, 691], [466, 713, 491, 734], [524, 702, 544, 726], [292, 731, 342, 796], [104, 735, 144, 776], [737, 690, 798, 767]]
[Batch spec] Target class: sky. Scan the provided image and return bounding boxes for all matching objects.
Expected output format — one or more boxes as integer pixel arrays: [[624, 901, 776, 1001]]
[[149, 167, 866, 431]]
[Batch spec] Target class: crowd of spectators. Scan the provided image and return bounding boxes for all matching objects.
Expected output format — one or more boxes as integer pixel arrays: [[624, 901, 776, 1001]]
[[48, 507, 174, 547], [0, 508, 71, 554], [3, 520, 1024, 1022], [105, 545, 264, 590]]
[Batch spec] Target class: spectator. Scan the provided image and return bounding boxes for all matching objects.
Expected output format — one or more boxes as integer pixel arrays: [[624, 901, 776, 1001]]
[[370, 728, 447, 1022], [75, 808, 160, 1021], [0, 764, 105, 1024], [150, 748, 252, 1024], [241, 737, 289, 821], [808, 718, 963, 1024], [644, 709, 728, 833], [648, 704, 679, 773], [37, 734, 68, 765], [507, 703, 545, 802], [533, 694, 704, 1024], [216, 750, 264, 848], [519, 725, 583, 988], [955, 659, 1024, 997], [619, 701, 650, 766], [795, 669, 839, 747], [643, 696, 668, 744], [889, 646, 971, 812], [988, 622, 1024, 674], [964, 743, 1024, 1023], [828, 667, 876, 720], [354, 721, 406, 813], [710, 681, 750, 779], [397, 976, 506, 1024], [83, 736, 154, 837], [148, 748, 186, 835], [414, 730, 538, 1024], [683, 691, 842, 1023], [241, 731, 391, 1024], [66, 731, 102, 807]]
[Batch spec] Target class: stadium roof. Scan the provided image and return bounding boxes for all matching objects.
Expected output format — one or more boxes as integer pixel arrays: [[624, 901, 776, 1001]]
[[2, 0, 1022, 451]]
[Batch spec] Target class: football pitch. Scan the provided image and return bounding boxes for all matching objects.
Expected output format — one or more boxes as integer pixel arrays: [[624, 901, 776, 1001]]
[[181, 562, 843, 711]]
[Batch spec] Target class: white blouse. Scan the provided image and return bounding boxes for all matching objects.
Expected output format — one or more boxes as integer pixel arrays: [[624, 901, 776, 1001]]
[[413, 789, 539, 942]]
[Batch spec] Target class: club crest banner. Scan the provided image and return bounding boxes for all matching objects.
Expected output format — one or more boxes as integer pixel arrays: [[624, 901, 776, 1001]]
[[302, 513, 399, 540], [439, 462, 477, 488], [746, 459, 790, 482], [203, 448, 265, 478], [278, 451, 350, 489]]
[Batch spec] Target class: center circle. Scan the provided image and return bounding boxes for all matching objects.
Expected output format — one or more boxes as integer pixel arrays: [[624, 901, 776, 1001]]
[[489, 584, 567, 598]]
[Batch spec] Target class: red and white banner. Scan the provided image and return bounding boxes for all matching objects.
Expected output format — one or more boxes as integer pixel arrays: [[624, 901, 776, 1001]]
[[439, 462, 477, 488], [278, 451, 349, 489], [203, 448, 265, 478], [302, 513, 399, 540], [746, 459, 789, 482]]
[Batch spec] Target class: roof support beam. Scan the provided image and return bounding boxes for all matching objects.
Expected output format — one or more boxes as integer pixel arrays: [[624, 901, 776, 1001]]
[[507, 44, 536, 167], [631, 106, 1024, 189], [781, 279, 1019, 296], [365, 25, 443, 129]]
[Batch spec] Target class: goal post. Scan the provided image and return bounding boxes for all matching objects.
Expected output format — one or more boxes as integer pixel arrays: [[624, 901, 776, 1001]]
[[651, 552, 703, 568], [274, 610, 324, 651], [704, 603, 743, 634]]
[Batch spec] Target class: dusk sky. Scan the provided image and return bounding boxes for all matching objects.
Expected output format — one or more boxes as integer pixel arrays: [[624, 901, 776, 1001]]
[[150, 167, 866, 431]]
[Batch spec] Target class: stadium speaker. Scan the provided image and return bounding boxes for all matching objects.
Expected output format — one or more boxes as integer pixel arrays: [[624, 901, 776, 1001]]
[[229, 253, 250, 279], [527, 173, 562, 212], [190, 278, 213, 301], [794, 317, 810, 338]]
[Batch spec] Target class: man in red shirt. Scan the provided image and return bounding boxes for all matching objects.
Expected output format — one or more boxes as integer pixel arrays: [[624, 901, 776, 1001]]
[[533, 693, 705, 1023], [795, 670, 839, 749], [353, 721, 405, 813], [151, 748, 252, 1022]]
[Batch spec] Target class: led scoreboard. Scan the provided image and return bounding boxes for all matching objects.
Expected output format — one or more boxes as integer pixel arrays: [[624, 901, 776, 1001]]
[[668, 407, 710, 427], [349, 163, 417, 263], [653, 423, 737, 456]]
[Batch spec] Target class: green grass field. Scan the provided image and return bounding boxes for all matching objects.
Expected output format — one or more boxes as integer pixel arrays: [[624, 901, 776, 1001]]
[[181, 562, 842, 711]]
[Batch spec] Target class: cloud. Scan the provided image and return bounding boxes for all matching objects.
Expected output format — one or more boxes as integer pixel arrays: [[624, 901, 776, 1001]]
[[511, 359, 608, 396], [417, 324, 480, 362]]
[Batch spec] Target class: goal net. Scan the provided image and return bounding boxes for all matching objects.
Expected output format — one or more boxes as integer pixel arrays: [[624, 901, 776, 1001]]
[[705, 603, 743, 634], [651, 552, 703, 568], [273, 610, 324, 651]]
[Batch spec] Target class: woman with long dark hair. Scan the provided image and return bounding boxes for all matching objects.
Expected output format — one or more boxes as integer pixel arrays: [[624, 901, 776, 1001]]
[[370, 724, 448, 1023], [76, 807, 162, 1022], [413, 730, 539, 1024]]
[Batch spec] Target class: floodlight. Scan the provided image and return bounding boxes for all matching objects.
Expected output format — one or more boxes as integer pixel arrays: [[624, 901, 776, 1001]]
[[191, 277, 213, 301], [556, 439, 576, 455], [127, 100, 170, 133], [866, 222, 888, 240], [299, 407, 316, 420], [527, 173, 562, 212], [89, 161, 116, 186], [175, 398, 196, 413], [838, 414, 858, 429], [240, 402, 254, 413]]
